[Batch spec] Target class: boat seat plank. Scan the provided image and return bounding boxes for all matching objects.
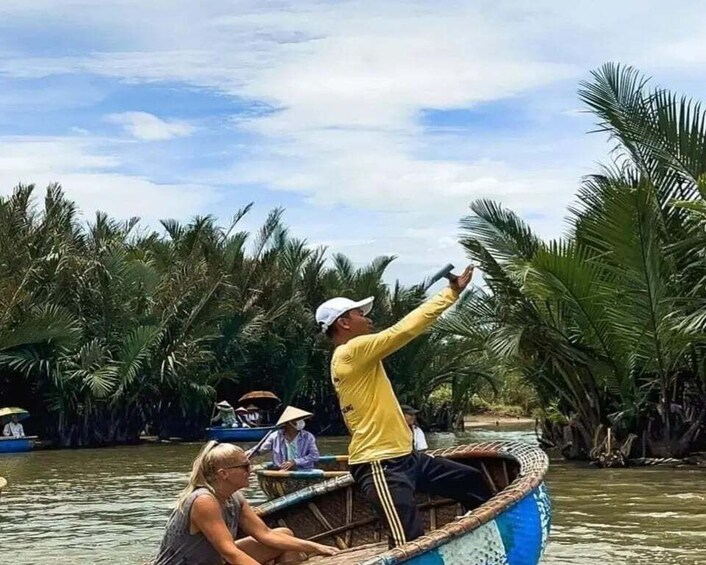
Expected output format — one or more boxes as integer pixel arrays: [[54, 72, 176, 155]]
[[304, 542, 388, 564]]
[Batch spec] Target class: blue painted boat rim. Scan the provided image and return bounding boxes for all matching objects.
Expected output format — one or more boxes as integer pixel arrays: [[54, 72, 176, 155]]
[[314, 455, 348, 463], [204, 426, 275, 432], [259, 454, 348, 474]]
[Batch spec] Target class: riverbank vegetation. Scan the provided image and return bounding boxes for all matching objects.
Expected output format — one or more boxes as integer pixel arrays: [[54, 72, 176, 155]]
[[2, 64, 705, 461], [441, 64, 706, 461], [0, 188, 491, 446]]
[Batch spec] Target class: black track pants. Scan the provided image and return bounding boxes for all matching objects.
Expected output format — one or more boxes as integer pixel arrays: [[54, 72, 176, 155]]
[[349, 452, 490, 547]]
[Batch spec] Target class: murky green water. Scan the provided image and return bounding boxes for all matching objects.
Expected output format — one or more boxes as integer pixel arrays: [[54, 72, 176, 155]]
[[1, 428, 704, 564]]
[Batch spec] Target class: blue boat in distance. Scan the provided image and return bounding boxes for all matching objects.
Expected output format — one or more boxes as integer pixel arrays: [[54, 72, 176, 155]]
[[0, 436, 36, 453], [0, 407, 34, 453], [206, 426, 275, 442]]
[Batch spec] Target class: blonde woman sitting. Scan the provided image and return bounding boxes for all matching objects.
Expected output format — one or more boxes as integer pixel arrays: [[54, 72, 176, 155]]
[[152, 441, 337, 564]]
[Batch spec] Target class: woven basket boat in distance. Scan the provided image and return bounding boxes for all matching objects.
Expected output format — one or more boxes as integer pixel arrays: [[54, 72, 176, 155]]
[[249, 441, 551, 565], [256, 455, 350, 499]]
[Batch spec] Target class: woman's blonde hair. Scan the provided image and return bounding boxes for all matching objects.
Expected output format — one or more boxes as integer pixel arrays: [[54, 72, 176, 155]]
[[175, 440, 246, 511]]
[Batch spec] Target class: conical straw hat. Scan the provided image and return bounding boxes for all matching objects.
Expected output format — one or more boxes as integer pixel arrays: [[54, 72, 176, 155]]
[[276, 406, 313, 427]]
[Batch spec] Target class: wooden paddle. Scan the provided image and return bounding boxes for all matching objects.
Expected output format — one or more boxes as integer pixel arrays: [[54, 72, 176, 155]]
[[247, 428, 277, 459]]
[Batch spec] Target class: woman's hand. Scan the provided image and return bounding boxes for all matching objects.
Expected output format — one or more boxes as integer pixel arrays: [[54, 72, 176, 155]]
[[239, 501, 339, 559], [305, 542, 339, 556], [279, 461, 296, 471]]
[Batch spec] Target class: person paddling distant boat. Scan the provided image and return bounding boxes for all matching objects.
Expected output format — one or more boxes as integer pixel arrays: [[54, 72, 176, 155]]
[[212, 401, 238, 427], [247, 406, 319, 471], [212, 401, 253, 429], [316, 264, 491, 548]]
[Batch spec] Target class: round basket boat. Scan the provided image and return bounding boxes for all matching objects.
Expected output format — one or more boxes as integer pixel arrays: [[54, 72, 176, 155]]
[[247, 441, 551, 564], [256, 455, 349, 499]]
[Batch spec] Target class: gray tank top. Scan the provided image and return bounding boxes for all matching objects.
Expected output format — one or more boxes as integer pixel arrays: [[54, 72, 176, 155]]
[[152, 488, 244, 565]]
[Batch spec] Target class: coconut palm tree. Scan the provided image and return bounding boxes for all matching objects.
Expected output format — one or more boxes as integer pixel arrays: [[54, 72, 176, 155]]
[[444, 64, 706, 461], [1, 184, 483, 444]]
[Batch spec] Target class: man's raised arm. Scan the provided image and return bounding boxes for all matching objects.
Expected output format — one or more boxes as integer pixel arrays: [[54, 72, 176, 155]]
[[346, 287, 459, 362]]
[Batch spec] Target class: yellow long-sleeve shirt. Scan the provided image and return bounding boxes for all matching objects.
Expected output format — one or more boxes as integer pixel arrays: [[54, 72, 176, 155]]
[[331, 287, 460, 464]]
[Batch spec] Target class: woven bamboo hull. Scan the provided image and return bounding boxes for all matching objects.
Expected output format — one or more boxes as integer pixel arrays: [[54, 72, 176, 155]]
[[205, 426, 274, 442], [257, 456, 349, 499], [0, 437, 34, 453], [250, 441, 551, 564]]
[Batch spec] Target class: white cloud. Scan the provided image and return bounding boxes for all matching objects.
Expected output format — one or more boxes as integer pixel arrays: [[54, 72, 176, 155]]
[[3, 1, 706, 281], [0, 2, 585, 232], [0, 138, 119, 173], [0, 137, 217, 222], [105, 112, 195, 141]]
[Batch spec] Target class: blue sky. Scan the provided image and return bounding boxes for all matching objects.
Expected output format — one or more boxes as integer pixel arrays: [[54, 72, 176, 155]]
[[2, 1, 706, 284]]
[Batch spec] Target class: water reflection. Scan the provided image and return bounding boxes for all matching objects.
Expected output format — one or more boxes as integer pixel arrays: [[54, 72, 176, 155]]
[[0, 428, 704, 564]]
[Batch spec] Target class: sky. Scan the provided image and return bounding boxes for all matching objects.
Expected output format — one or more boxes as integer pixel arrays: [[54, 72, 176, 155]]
[[2, 1, 706, 284]]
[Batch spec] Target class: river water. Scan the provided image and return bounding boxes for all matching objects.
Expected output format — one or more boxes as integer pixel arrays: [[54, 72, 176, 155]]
[[1, 427, 704, 564]]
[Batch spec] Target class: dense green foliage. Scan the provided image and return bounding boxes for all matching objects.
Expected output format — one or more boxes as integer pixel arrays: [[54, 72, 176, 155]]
[[442, 64, 706, 460], [5, 64, 704, 461], [0, 187, 490, 446]]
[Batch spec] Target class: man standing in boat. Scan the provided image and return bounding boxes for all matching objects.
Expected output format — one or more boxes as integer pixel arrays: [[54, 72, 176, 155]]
[[316, 265, 490, 548]]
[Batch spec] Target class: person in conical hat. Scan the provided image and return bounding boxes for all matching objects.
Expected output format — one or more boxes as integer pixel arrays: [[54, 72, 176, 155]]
[[211, 400, 237, 427], [243, 404, 262, 426], [234, 406, 252, 428], [251, 406, 319, 471]]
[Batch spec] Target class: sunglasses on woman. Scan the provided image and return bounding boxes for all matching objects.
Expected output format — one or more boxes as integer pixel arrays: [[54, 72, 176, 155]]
[[221, 461, 251, 471]]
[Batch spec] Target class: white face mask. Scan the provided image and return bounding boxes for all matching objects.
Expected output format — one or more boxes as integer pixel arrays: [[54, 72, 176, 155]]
[[294, 420, 306, 431]]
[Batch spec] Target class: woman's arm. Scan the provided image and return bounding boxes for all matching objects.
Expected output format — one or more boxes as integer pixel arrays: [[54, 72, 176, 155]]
[[190, 495, 260, 565], [238, 499, 337, 556]]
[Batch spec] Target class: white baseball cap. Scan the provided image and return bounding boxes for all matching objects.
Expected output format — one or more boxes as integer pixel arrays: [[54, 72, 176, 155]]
[[315, 296, 374, 333]]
